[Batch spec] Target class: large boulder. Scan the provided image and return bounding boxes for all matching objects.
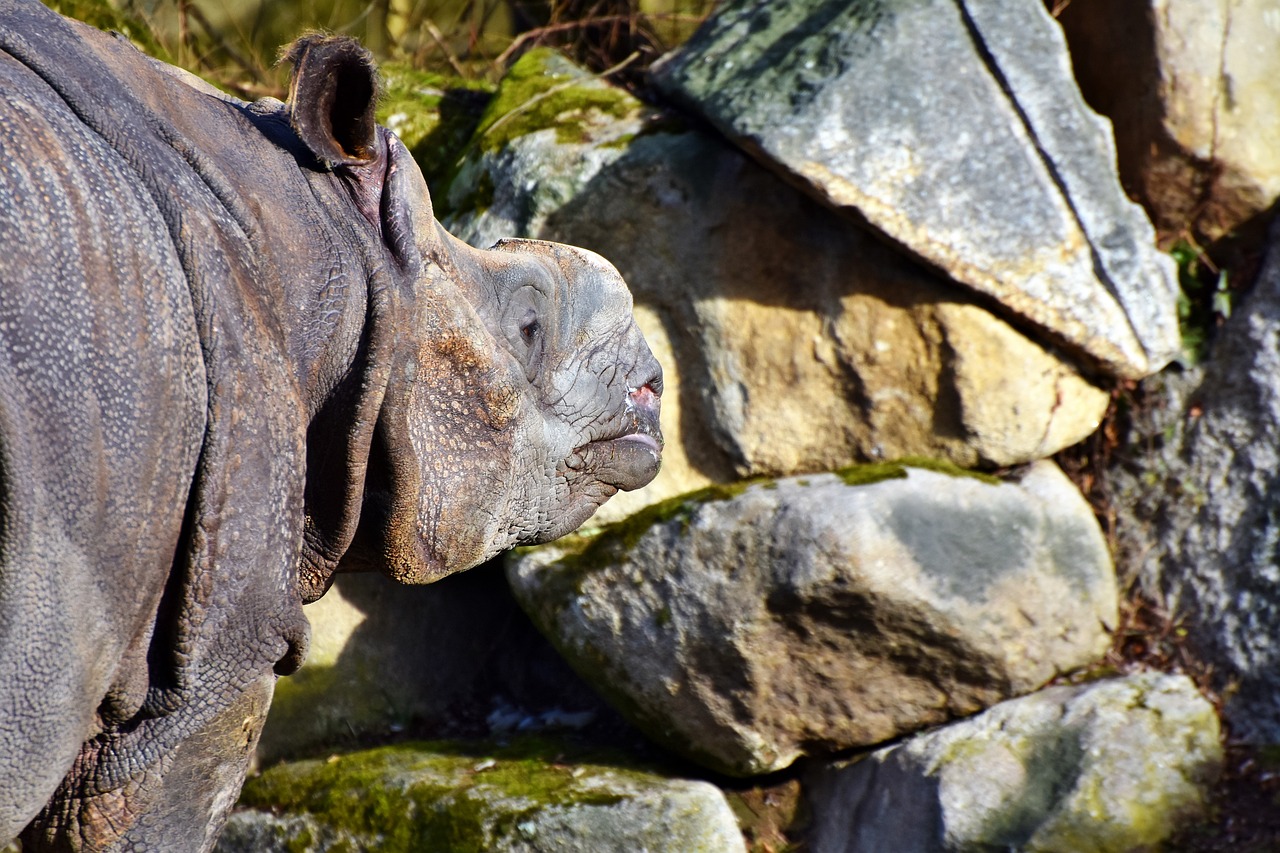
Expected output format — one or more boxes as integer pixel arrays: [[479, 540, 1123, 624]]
[[508, 460, 1117, 776], [1055, 0, 1280, 242], [1113, 221, 1280, 742], [444, 50, 1110, 518], [217, 739, 745, 852], [805, 672, 1222, 853], [651, 0, 1179, 380]]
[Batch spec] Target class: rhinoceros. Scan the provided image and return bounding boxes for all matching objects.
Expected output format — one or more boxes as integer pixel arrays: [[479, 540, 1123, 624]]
[[0, 1, 663, 849]]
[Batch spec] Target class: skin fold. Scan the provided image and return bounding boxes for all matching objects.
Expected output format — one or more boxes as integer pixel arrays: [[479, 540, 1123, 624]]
[[0, 2, 662, 849]]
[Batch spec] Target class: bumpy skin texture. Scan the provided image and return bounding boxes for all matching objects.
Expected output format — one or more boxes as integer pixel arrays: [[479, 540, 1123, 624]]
[[0, 2, 662, 850]]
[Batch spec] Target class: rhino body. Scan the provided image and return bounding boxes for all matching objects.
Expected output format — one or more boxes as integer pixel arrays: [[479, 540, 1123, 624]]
[[0, 2, 662, 849]]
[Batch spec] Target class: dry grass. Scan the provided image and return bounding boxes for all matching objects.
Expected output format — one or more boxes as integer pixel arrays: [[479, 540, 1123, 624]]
[[115, 0, 715, 98]]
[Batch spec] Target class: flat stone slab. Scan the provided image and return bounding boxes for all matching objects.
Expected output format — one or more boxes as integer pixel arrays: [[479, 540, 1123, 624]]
[[508, 460, 1117, 776], [805, 672, 1222, 852], [652, 0, 1179, 379], [216, 738, 745, 852]]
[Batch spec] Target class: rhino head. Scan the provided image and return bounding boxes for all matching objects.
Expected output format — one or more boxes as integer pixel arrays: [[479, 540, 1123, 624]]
[[286, 37, 663, 596]]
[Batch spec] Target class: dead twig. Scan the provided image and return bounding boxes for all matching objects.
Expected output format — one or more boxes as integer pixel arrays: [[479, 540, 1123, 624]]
[[422, 18, 468, 77], [495, 11, 701, 68]]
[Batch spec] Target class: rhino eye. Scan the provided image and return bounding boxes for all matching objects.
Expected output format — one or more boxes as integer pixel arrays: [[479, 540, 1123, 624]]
[[520, 315, 541, 343], [515, 307, 544, 381]]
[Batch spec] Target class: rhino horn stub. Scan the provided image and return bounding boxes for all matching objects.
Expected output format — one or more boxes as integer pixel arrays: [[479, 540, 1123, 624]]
[[283, 34, 379, 169]]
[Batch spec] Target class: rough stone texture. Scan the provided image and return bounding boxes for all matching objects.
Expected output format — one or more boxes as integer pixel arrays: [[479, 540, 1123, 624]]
[[805, 672, 1222, 853], [935, 301, 1109, 465], [444, 53, 1110, 487], [651, 0, 1180, 380], [216, 740, 745, 852], [508, 460, 1117, 777], [1056, 0, 1280, 242], [1111, 223, 1280, 742]]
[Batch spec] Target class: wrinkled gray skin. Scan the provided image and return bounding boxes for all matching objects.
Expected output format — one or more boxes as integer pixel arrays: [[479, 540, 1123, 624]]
[[0, 2, 662, 850]]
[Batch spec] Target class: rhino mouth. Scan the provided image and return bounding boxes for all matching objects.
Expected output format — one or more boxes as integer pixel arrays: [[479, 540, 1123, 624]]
[[581, 383, 663, 492]]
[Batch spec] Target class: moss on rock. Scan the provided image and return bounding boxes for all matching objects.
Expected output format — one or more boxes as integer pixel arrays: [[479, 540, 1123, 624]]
[[513, 478, 770, 606], [240, 740, 611, 850], [524, 457, 1000, 596], [835, 456, 1002, 487], [229, 737, 744, 852], [376, 64, 493, 203], [469, 48, 642, 154]]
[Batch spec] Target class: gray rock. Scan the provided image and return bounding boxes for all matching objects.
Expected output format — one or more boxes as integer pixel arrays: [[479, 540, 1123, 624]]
[[651, 0, 1179, 380], [217, 740, 745, 853], [508, 460, 1117, 776], [1056, 0, 1280, 242], [444, 50, 1110, 506], [1113, 222, 1280, 741], [805, 672, 1222, 853]]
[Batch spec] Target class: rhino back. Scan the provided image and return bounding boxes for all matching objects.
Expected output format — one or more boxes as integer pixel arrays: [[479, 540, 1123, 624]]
[[0, 2, 339, 844], [0, 42, 206, 836]]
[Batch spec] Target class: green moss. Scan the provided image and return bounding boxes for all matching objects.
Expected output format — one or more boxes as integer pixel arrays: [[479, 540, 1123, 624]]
[[377, 64, 494, 203], [285, 825, 315, 853], [241, 738, 669, 851], [526, 458, 998, 603], [834, 456, 1001, 488], [834, 460, 911, 488], [472, 48, 641, 153], [600, 132, 636, 149], [1171, 240, 1235, 367]]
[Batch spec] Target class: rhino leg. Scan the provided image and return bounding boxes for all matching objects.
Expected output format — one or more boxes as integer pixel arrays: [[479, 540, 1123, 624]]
[[21, 674, 274, 852]]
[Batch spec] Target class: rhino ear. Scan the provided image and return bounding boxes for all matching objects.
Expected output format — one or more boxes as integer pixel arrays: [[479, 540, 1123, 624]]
[[283, 34, 378, 169]]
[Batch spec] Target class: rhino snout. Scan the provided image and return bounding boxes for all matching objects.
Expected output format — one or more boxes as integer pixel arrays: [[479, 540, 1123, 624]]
[[577, 376, 663, 493]]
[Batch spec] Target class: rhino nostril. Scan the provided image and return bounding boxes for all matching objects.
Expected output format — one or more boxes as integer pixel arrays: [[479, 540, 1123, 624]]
[[629, 383, 660, 410], [637, 368, 662, 397]]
